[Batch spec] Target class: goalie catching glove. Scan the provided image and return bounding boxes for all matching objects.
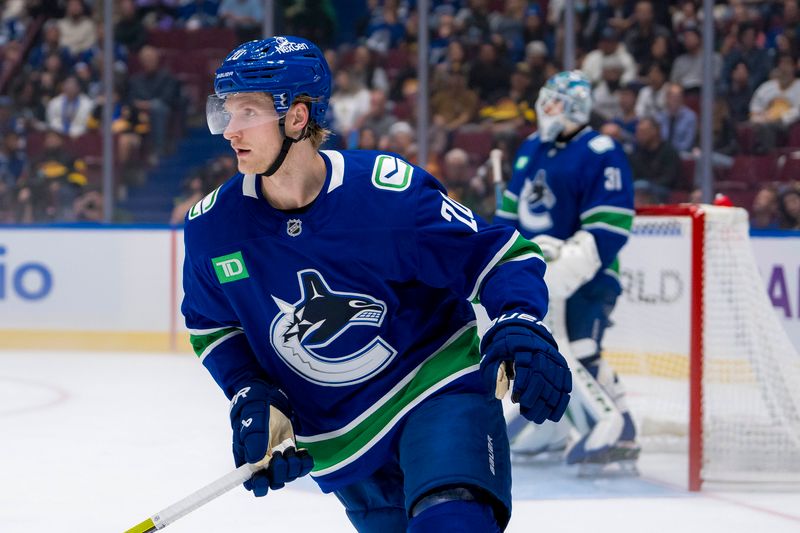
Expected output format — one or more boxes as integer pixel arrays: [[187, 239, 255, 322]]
[[229, 381, 313, 496], [533, 230, 601, 300], [480, 317, 572, 423]]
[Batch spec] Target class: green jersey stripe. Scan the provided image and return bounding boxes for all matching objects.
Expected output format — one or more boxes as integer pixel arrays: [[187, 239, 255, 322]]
[[190, 327, 243, 361], [496, 234, 543, 268], [580, 211, 634, 232], [580, 205, 635, 219], [583, 221, 631, 236], [495, 209, 519, 219], [296, 326, 480, 475], [297, 322, 476, 443], [500, 192, 519, 213]]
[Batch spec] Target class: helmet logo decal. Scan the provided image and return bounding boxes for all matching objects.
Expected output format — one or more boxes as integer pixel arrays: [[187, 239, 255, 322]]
[[276, 92, 289, 108], [274, 36, 310, 54], [229, 48, 247, 61]]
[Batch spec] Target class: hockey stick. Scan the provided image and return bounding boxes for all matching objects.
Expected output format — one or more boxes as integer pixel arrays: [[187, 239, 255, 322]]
[[124, 449, 280, 532], [490, 148, 504, 211]]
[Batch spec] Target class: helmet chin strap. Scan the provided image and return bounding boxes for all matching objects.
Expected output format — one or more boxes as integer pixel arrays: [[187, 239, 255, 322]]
[[262, 117, 308, 177]]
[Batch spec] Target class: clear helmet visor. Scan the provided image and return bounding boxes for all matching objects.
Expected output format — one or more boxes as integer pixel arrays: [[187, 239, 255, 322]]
[[206, 93, 284, 135]]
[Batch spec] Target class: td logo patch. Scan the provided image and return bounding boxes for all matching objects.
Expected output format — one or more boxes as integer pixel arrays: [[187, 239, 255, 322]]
[[212, 251, 249, 284]]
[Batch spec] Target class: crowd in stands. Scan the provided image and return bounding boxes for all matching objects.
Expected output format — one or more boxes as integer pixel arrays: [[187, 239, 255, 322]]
[[0, 0, 799, 230]]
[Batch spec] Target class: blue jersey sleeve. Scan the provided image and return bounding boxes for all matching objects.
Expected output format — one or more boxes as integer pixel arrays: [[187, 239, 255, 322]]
[[410, 171, 549, 322], [181, 229, 272, 400], [577, 140, 634, 269]]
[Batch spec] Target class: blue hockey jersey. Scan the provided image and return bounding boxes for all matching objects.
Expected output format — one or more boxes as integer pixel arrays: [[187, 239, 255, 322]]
[[181, 149, 549, 492], [494, 128, 634, 292]]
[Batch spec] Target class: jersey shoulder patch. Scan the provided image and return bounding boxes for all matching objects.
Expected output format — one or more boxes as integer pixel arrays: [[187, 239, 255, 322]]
[[371, 154, 413, 191], [188, 185, 222, 220], [588, 135, 615, 154]]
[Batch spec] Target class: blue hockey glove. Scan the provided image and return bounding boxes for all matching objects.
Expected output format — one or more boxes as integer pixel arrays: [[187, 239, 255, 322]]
[[229, 381, 314, 497], [480, 318, 572, 423]]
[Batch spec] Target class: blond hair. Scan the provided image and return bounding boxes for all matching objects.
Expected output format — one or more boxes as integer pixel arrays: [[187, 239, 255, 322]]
[[294, 95, 331, 149]]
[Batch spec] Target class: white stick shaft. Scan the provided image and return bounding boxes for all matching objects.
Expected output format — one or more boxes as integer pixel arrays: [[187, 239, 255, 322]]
[[489, 149, 503, 184], [490, 148, 504, 211], [150, 463, 259, 529]]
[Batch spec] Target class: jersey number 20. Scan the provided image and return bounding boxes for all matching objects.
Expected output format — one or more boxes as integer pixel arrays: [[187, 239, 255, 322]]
[[440, 192, 477, 232]]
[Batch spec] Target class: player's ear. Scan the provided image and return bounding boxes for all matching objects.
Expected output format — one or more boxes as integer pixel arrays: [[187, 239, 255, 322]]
[[287, 102, 310, 134]]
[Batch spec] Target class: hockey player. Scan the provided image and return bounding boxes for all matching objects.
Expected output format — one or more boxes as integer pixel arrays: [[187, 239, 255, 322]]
[[495, 71, 639, 471], [182, 36, 572, 532]]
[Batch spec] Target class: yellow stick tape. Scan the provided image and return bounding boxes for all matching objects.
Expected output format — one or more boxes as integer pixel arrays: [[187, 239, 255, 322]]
[[124, 517, 157, 533]]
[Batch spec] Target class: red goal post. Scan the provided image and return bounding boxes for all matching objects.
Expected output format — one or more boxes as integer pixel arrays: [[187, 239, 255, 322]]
[[603, 204, 800, 491]]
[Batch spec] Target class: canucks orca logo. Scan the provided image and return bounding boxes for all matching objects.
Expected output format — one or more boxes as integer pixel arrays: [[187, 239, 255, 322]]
[[269, 269, 397, 386], [519, 169, 555, 232]]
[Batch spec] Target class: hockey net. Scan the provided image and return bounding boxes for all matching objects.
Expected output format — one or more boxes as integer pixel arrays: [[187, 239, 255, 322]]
[[603, 204, 800, 490]]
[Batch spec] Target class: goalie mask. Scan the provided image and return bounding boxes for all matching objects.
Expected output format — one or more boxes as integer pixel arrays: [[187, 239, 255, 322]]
[[535, 71, 592, 143]]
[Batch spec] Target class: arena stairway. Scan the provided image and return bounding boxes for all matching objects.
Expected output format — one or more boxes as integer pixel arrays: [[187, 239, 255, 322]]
[[117, 127, 229, 224]]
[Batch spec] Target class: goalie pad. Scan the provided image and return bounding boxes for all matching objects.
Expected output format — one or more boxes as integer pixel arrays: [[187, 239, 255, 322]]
[[542, 230, 601, 300]]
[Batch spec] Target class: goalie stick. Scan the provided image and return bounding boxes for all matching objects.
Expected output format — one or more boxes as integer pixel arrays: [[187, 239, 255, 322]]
[[545, 298, 624, 443], [490, 148, 504, 212], [124, 440, 291, 532]]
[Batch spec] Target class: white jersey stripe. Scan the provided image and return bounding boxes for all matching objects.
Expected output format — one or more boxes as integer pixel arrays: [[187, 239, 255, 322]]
[[321, 150, 345, 192], [467, 231, 520, 302], [242, 174, 258, 198]]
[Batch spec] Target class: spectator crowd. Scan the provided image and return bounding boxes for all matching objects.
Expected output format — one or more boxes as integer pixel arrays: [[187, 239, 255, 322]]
[[0, 0, 798, 230]]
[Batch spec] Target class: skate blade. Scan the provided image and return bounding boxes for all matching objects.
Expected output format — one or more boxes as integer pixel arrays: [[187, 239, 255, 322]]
[[576, 460, 640, 478], [511, 448, 566, 465]]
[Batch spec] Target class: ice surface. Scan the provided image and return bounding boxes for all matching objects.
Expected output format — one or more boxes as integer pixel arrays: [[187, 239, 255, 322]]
[[1, 351, 798, 533]]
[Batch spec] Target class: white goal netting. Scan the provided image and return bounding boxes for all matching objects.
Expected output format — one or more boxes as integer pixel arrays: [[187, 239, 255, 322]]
[[603, 205, 800, 485]]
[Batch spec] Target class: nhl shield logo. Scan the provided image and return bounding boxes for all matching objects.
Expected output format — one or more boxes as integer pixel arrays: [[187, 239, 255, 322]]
[[287, 219, 302, 237]]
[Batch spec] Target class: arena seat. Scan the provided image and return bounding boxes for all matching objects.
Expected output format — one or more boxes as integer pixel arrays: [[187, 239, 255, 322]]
[[67, 131, 103, 158], [786, 122, 800, 149], [678, 158, 696, 191], [776, 150, 800, 181], [724, 155, 779, 185], [735, 123, 756, 154], [452, 128, 494, 163], [147, 28, 236, 51]]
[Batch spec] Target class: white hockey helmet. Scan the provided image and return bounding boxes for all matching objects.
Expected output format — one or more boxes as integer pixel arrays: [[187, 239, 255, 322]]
[[535, 70, 592, 142]]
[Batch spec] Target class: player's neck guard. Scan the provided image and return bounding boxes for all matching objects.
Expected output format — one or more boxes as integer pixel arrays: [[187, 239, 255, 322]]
[[555, 124, 590, 145]]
